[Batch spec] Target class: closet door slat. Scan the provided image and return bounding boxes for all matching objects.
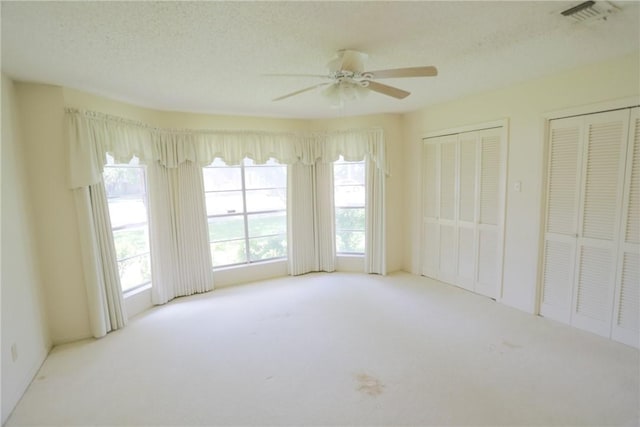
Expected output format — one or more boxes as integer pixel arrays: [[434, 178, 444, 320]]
[[572, 109, 629, 338], [612, 108, 640, 347]]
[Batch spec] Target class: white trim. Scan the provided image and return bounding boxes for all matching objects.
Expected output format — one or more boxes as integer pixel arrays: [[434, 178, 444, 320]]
[[543, 97, 639, 121], [421, 119, 508, 141], [496, 123, 510, 302]]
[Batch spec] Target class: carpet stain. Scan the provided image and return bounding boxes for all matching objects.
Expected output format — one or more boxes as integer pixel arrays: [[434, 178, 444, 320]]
[[502, 340, 522, 349], [355, 373, 385, 396]]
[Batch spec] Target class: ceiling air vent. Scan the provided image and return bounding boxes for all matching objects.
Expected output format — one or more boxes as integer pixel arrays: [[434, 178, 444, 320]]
[[561, 1, 620, 23]]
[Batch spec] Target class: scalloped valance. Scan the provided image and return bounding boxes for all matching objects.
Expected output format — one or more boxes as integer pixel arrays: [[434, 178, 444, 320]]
[[66, 108, 388, 189]]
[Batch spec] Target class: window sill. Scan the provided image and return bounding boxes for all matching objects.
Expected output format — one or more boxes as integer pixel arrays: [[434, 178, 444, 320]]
[[123, 283, 151, 299], [337, 253, 364, 258], [213, 258, 287, 272]]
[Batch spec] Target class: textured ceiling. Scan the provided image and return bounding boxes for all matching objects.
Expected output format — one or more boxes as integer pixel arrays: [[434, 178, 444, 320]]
[[2, 1, 639, 119]]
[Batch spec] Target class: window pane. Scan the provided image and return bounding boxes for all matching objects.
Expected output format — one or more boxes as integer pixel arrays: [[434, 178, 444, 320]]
[[202, 167, 242, 192], [112, 226, 150, 261], [118, 253, 151, 291], [245, 189, 286, 212], [336, 231, 365, 254], [208, 216, 245, 242], [104, 163, 151, 292], [205, 191, 244, 215], [104, 166, 145, 197], [334, 163, 365, 185], [248, 212, 286, 237], [335, 208, 365, 231], [211, 240, 247, 267], [107, 198, 148, 229], [335, 185, 365, 207], [249, 235, 287, 262], [245, 166, 287, 189]]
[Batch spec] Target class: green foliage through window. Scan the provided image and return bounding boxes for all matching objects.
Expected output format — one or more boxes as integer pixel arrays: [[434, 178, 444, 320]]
[[204, 158, 287, 268], [334, 157, 366, 254], [104, 160, 151, 292]]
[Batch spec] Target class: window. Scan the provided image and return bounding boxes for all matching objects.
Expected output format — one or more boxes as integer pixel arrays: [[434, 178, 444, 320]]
[[103, 156, 151, 292], [334, 156, 365, 254], [203, 158, 287, 268]]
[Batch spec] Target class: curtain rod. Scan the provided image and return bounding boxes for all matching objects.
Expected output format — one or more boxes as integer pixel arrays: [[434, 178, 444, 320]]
[[65, 108, 383, 138]]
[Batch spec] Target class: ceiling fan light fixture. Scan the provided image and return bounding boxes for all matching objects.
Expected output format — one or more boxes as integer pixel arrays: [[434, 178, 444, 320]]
[[322, 80, 369, 107]]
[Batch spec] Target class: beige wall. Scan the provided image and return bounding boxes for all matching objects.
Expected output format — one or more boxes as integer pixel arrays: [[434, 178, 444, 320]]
[[1, 75, 51, 423], [403, 53, 640, 312]]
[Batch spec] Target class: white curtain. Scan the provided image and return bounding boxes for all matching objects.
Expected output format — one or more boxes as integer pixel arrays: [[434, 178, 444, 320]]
[[287, 163, 317, 275], [147, 160, 213, 305], [73, 181, 127, 337], [66, 109, 388, 189], [287, 162, 336, 275], [315, 162, 336, 271], [364, 156, 386, 275]]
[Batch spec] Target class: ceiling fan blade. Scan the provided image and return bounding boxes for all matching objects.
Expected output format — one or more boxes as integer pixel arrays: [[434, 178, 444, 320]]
[[263, 73, 329, 78], [367, 66, 438, 79], [366, 81, 410, 99], [272, 83, 330, 101]]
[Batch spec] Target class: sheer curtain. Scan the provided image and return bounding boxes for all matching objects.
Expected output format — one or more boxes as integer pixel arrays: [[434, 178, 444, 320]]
[[287, 162, 336, 275], [147, 160, 213, 305], [73, 181, 126, 338]]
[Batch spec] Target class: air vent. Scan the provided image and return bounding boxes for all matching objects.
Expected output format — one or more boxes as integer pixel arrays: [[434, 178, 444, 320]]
[[561, 1, 620, 23]]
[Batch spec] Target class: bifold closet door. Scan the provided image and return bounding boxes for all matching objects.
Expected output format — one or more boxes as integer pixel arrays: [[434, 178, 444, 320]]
[[439, 139, 458, 284], [476, 129, 502, 299], [456, 133, 478, 291], [571, 110, 629, 337], [421, 127, 504, 299], [540, 116, 582, 323], [540, 108, 636, 344], [612, 108, 639, 347]]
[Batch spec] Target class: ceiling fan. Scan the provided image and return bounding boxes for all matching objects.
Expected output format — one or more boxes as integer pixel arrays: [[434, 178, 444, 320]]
[[269, 49, 438, 104]]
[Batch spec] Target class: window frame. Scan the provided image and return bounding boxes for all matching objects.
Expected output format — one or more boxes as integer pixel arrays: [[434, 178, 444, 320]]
[[204, 158, 287, 269], [334, 156, 366, 255]]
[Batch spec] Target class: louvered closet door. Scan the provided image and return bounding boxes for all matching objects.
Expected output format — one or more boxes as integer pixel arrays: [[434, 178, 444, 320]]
[[540, 116, 583, 323], [456, 133, 478, 291], [439, 139, 458, 284], [475, 128, 503, 299], [572, 109, 630, 338], [422, 142, 440, 278], [612, 108, 639, 347]]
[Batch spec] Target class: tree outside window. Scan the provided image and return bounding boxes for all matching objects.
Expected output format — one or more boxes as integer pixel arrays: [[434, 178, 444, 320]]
[[203, 158, 287, 268], [334, 156, 365, 254]]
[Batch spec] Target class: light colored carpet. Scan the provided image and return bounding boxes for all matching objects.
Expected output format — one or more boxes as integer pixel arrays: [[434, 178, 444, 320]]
[[6, 272, 639, 426]]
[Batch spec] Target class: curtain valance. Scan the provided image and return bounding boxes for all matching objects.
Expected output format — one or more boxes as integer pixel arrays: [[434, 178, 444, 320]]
[[66, 108, 387, 189]]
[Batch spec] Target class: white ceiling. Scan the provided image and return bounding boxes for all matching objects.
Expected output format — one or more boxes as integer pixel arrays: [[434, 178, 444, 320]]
[[2, 1, 638, 119]]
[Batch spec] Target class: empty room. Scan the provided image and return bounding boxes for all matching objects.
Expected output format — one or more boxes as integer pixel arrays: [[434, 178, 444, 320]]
[[1, 1, 639, 426]]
